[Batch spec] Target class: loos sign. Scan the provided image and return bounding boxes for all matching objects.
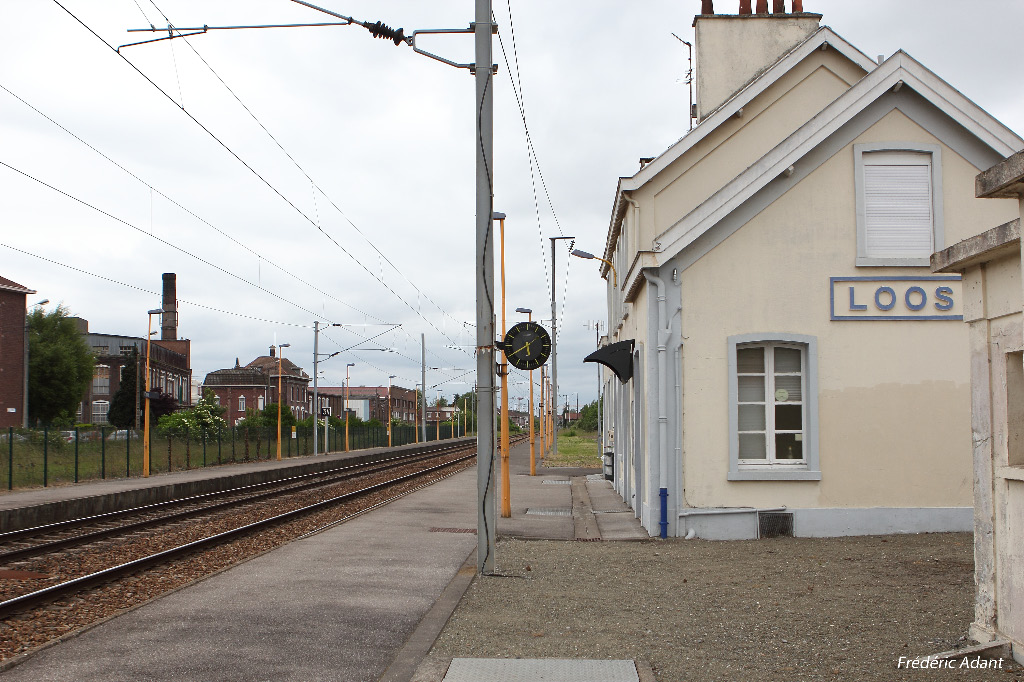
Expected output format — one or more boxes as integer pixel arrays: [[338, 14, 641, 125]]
[[829, 276, 963, 321]]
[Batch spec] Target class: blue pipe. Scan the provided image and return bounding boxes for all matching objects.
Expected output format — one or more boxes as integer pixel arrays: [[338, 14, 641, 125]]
[[659, 487, 668, 538]]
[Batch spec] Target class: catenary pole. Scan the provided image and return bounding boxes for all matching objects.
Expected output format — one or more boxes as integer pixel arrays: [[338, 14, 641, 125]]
[[475, 0, 496, 575], [313, 321, 319, 456], [549, 236, 573, 461]]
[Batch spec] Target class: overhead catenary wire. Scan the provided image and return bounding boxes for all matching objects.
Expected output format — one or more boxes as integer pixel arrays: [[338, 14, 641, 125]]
[[52, 0, 469, 354], [0, 81, 383, 324]]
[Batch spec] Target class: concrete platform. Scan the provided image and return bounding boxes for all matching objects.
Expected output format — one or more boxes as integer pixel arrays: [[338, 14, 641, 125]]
[[0, 437, 647, 682]]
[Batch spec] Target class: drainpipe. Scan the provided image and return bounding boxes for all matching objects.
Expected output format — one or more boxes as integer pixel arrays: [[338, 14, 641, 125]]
[[643, 270, 670, 538]]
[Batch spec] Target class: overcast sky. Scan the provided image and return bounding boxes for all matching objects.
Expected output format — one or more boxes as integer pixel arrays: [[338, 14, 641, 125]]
[[2, 0, 1022, 413]]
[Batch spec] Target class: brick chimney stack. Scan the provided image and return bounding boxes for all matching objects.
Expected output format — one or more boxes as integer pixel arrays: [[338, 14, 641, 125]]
[[161, 273, 178, 340]]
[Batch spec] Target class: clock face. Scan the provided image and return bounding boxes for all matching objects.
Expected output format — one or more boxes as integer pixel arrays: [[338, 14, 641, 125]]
[[503, 321, 552, 371]]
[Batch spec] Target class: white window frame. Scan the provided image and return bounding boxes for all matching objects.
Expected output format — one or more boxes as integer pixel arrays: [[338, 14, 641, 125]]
[[728, 333, 821, 481], [92, 400, 110, 424], [92, 365, 110, 395], [238, 395, 246, 412], [854, 142, 943, 267]]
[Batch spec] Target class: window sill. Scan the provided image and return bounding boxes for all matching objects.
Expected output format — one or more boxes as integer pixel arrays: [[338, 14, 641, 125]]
[[856, 256, 931, 267], [728, 468, 822, 481]]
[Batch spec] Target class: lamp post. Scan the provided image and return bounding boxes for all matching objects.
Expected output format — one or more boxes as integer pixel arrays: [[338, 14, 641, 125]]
[[494, 212, 511, 517], [143, 308, 163, 477], [276, 343, 290, 461], [570, 249, 617, 287], [387, 375, 396, 447], [345, 363, 355, 451], [23, 298, 48, 429], [549, 236, 575, 462], [515, 307, 536, 476]]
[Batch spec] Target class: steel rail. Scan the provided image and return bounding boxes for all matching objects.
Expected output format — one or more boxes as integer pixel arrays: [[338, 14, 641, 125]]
[[0, 452, 476, 618], [0, 444, 475, 563], [0, 439, 473, 543]]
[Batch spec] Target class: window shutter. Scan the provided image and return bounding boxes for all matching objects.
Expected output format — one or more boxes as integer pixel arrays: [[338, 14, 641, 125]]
[[863, 153, 933, 258]]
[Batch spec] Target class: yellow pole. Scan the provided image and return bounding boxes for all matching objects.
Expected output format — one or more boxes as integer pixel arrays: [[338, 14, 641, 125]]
[[143, 313, 154, 477], [276, 350, 283, 461], [499, 217, 510, 517], [387, 378, 393, 448], [345, 366, 350, 452]]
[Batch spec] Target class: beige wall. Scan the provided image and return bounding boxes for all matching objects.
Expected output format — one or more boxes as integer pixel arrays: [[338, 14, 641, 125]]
[[674, 112, 1017, 512]]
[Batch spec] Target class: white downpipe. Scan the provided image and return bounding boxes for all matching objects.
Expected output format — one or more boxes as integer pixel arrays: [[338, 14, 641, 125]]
[[643, 270, 670, 538]]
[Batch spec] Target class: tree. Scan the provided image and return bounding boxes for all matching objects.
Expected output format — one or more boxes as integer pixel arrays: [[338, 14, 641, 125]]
[[28, 305, 94, 426], [578, 400, 600, 432], [262, 402, 297, 431], [191, 389, 227, 439], [106, 348, 139, 429]]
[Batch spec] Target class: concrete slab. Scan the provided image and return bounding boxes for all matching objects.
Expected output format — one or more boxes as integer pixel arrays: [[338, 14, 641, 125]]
[[586, 479, 648, 540], [443, 658, 640, 682]]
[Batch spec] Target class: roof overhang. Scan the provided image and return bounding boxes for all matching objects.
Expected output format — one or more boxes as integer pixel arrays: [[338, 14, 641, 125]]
[[584, 339, 635, 384]]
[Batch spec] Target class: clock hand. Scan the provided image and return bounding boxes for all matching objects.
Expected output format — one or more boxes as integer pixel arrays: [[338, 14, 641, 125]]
[[512, 340, 532, 356]]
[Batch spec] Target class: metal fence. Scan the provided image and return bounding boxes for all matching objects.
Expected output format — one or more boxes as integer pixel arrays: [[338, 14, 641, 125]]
[[1, 421, 467, 491]]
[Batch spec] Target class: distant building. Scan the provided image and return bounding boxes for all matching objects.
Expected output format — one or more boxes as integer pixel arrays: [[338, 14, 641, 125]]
[[203, 347, 311, 425], [0, 276, 35, 429], [77, 273, 192, 425], [346, 386, 417, 423]]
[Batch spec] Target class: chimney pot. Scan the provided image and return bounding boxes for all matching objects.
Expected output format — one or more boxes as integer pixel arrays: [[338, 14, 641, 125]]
[[270, 346, 275, 358], [792, 0, 803, 11], [755, 0, 768, 12], [701, 0, 714, 13], [773, 0, 785, 12], [739, 0, 751, 13]]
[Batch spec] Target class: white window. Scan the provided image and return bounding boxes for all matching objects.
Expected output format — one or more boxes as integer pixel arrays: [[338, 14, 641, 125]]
[[855, 143, 943, 266], [728, 334, 820, 481], [92, 400, 110, 424], [92, 365, 110, 395], [258, 395, 265, 410], [238, 396, 246, 412]]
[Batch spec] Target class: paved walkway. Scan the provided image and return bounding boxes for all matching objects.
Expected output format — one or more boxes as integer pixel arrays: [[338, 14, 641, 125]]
[[0, 438, 647, 682]]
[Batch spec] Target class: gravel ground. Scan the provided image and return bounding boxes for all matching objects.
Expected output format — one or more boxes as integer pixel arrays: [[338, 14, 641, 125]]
[[428, 533, 1023, 681]]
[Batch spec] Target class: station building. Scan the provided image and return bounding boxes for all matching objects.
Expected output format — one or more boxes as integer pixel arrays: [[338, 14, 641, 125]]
[[596, 4, 1022, 539]]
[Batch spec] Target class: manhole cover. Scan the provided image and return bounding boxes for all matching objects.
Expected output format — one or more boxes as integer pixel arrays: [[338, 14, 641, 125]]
[[526, 507, 572, 516]]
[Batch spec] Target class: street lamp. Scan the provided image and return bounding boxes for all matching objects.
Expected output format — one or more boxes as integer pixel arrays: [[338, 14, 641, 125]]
[[23, 298, 48, 429], [345, 363, 355, 451], [143, 308, 163, 477], [515, 307, 537, 476], [494, 211, 511, 517], [387, 375, 396, 447], [571, 249, 617, 287], [276, 343, 290, 461]]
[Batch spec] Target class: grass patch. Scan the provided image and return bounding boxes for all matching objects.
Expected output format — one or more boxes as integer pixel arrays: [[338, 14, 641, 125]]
[[542, 430, 602, 469]]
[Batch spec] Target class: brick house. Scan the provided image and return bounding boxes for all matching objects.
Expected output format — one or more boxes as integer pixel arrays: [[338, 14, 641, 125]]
[[0, 276, 35, 429], [203, 347, 311, 425]]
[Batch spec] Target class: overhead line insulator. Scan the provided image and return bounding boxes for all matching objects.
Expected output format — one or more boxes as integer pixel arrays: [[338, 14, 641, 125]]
[[365, 20, 405, 45]]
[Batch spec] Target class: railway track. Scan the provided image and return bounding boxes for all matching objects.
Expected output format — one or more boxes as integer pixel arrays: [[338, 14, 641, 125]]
[[0, 441, 474, 564], [0, 439, 498, 619]]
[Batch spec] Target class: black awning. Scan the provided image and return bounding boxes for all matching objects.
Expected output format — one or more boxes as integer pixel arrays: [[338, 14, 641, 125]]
[[584, 339, 635, 384]]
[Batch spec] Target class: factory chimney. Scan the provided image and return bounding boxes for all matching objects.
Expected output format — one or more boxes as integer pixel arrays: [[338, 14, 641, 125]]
[[693, 1, 820, 120], [161, 273, 178, 340]]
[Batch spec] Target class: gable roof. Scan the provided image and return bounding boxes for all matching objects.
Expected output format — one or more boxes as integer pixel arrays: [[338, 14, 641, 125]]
[[245, 355, 309, 380], [0, 275, 35, 295], [605, 42, 1023, 292]]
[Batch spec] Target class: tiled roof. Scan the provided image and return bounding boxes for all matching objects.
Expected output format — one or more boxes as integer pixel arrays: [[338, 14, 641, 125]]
[[0, 275, 35, 294], [245, 355, 309, 380]]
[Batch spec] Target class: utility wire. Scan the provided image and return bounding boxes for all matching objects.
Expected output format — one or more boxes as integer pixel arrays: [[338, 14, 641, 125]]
[[0, 242, 314, 329], [144, 5, 472, 337], [0, 81, 382, 324], [52, 0, 467, 352], [0, 159, 329, 321]]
